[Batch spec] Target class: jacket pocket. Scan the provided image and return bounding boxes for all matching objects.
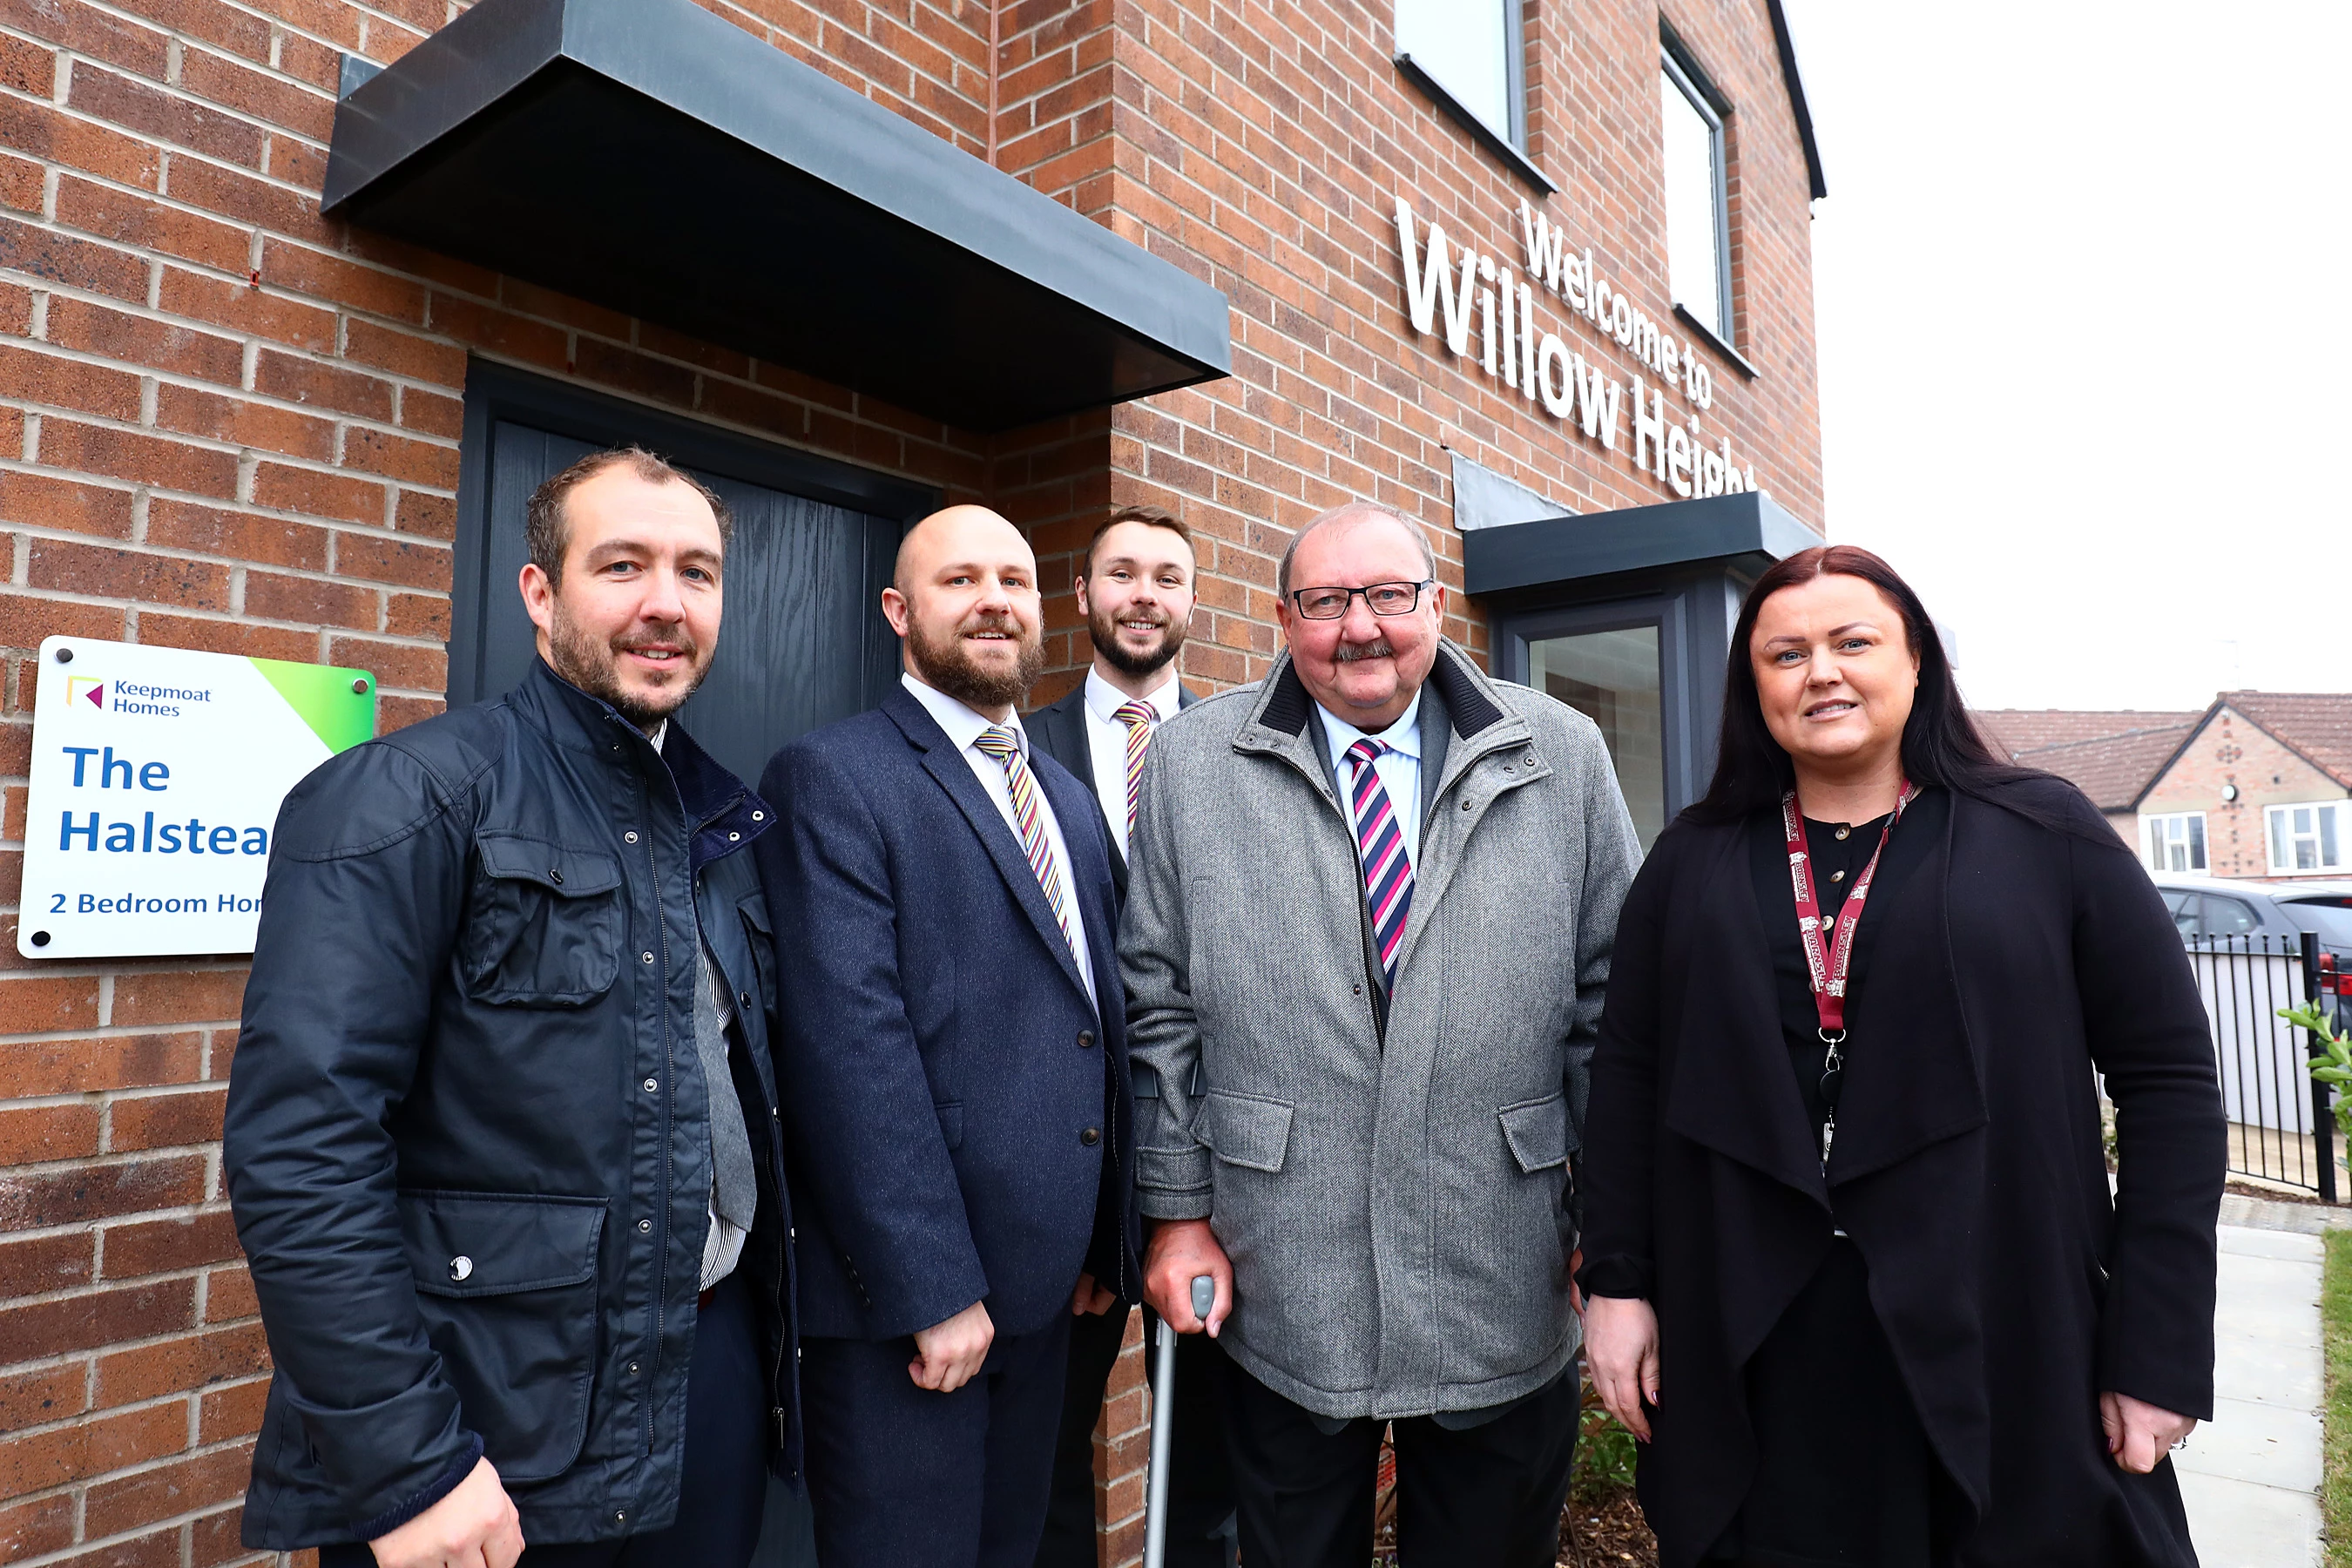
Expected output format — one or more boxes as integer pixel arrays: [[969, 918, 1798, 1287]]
[[1197, 1091, 1294, 1173], [460, 836, 625, 1007], [399, 1191, 607, 1484], [1498, 1092, 1573, 1173]]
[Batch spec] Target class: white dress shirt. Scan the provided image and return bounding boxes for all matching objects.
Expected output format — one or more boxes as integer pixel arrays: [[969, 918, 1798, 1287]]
[[1080, 666, 1182, 863], [902, 673, 1097, 1009], [1315, 691, 1425, 868]]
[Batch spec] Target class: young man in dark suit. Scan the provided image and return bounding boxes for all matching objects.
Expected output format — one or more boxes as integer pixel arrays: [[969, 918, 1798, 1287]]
[[1027, 505, 1236, 1568], [757, 504, 1138, 1568]]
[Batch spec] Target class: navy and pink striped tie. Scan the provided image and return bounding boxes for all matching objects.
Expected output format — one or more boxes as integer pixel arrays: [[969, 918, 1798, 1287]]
[[1344, 739, 1413, 986]]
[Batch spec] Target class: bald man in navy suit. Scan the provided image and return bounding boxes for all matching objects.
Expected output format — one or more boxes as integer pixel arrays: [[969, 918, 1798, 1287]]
[[758, 505, 1137, 1568]]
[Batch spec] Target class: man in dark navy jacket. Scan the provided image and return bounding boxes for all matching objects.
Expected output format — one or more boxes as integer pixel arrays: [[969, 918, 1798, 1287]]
[[1026, 504, 1233, 1568], [227, 449, 793, 1568], [758, 504, 1137, 1568]]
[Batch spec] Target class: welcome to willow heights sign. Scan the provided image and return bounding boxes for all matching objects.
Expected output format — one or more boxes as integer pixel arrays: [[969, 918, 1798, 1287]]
[[1395, 198, 1761, 500], [17, 637, 376, 960]]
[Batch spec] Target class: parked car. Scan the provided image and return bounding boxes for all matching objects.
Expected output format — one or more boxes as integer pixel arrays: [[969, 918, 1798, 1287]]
[[2149, 875, 2352, 1030]]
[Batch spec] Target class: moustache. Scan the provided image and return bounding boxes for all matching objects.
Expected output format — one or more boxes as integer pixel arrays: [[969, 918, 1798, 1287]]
[[960, 611, 1029, 638], [1333, 638, 1396, 664], [613, 631, 697, 659]]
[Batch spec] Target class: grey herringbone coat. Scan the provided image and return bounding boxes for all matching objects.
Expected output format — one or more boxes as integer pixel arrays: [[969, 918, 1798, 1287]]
[[1120, 642, 1639, 1420]]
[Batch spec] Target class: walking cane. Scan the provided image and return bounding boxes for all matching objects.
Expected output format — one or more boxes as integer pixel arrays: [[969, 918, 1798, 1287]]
[[1143, 1274, 1216, 1568]]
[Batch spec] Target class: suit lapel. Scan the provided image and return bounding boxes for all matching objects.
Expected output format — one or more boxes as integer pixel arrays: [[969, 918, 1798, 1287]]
[[886, 689, 1095, 1007]]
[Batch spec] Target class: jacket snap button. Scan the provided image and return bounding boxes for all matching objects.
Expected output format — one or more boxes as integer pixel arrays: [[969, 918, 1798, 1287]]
[[625, 831, 639, 843], [1461, 800, 1473, 811], [740, 992, 753, 1007], [638, 1218, 652, 1233], [1352, 983, 1362, 996], [626, 1361, 639, 1376], [615, 1511, 626, 1524], [641, 951, 655, 964], [729, 831, 740, 841], [753, 811, 764, 821], [1524, 753, 1537, 766], [1077, 1030, 1095, 1049], [643, 1078, 658, 1093], [449, 1255, 472, 1281], [1080, 1127, 1100, 1146]]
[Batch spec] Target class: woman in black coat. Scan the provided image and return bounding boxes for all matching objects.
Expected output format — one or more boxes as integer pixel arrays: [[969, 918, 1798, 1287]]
[[1577, 545, 2225, 1567]]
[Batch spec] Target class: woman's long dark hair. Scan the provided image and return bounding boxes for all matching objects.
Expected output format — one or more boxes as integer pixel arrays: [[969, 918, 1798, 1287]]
[[1686, 544, 2092, 835]]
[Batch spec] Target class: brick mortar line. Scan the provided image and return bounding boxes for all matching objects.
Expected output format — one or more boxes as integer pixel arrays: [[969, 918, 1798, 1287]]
[[19, 25, 343, 152], [0, 78, 331, 206], [0, 487, 461, 563], [2, 1437, 267, 1560], [0, 1305, 261, 1394], [0, 341, 464, 457], [5, 402, 463, 504], [0, 1148, 225, 1179], [0, 1018, 240, 1044], [12, 0, 442, 98]]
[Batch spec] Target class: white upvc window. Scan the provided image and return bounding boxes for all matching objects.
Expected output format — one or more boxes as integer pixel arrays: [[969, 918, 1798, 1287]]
[[1660, 49, 1731, 344], [1395, 0, 1516, 141], [2143, 812, 2207, 873], [2267, 801, 2350, 875]]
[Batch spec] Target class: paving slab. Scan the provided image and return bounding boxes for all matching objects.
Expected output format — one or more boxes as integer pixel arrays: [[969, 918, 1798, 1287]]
[[2176, 1223, 2328, 1565], [2176, 1470, 2322, 1568]]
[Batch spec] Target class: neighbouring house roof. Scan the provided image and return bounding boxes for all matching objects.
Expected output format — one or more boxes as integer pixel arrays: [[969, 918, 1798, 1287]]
[[1970, 708, 2204, 814], [2214, 692, 2352, 790], [1973, 708, 2203, 759]]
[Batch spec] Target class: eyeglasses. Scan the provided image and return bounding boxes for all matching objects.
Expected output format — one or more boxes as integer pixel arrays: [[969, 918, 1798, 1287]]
[[1287, 580, 1435, 620]]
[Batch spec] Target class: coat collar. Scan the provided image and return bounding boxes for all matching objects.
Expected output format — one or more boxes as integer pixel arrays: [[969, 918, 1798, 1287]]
[[881, 683, 1101, 1011], [1236, 639, 1524, 801], [508, 659, 772, 873]]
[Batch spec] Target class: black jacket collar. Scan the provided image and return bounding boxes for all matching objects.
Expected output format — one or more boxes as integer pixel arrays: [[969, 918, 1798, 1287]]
[[510, 659, 772, 872]]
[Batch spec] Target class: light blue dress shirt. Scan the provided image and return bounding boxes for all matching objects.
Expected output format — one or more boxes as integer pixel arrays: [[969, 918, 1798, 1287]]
[[1315, 691, 1424, 868]]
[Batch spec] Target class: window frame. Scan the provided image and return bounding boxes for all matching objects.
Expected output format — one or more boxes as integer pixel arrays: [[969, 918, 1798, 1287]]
[[2142, 811, 2209, 874], [2265, 800, 2352, 875], [1392, 0, 1555, 193], [1659, 40, 1736, 355]]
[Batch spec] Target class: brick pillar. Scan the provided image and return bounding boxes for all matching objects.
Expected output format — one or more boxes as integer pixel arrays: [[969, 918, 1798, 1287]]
[[1096, 1305, 1150, 1567]]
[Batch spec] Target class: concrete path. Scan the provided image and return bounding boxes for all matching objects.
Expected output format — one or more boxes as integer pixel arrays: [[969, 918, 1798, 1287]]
[[2176, 1200, 2328, 1568]]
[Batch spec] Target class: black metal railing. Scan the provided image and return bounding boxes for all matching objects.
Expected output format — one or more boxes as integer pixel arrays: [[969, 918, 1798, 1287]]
[[2184, 932, 2336, 1199]]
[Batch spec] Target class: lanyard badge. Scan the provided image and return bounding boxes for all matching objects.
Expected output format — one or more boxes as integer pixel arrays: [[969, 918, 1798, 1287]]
[[1781, 781, 1916, 1171]]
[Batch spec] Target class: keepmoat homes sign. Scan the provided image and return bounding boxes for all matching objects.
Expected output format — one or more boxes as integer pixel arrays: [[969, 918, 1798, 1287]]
[[1395, 199, 1761, 499]]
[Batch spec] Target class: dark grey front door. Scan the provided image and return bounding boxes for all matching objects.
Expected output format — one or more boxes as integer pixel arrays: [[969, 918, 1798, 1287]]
[[451, 362, 932, 784]]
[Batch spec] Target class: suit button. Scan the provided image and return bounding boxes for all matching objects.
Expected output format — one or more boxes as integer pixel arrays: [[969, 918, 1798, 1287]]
[[1080, 1127, 1100, 1146], [1077, 1030, 1095, 1049]]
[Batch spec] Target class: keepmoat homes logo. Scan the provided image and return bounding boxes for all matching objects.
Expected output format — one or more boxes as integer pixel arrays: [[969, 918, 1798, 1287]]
[[66, 679, 214, 718], [1394, 198, 1761, 500]]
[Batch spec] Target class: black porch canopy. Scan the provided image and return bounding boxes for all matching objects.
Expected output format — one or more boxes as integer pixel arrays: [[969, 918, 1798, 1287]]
[[323, 0, 1232, 432]]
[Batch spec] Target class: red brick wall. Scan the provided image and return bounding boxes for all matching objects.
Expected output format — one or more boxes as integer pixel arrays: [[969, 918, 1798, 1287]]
[[0, 1, 1822, 1564]]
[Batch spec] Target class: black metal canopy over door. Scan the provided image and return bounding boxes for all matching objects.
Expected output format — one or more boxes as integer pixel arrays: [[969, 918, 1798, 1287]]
[[452, 362, 932, 784]]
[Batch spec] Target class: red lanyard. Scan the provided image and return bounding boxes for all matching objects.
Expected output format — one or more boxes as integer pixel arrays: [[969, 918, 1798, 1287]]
[[1780, 781, 1915, 1037], [1781, 781, 1916, 1167]]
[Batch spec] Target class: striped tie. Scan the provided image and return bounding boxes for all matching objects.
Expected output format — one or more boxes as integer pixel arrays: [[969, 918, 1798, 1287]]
[[1344, 739, 1414, 986], [971, 727, 1082, 970], [1112, 700, 1156, 837]]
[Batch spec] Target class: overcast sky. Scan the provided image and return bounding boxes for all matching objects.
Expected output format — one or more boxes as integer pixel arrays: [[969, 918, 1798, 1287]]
[[1778, 3, 2352, 713]]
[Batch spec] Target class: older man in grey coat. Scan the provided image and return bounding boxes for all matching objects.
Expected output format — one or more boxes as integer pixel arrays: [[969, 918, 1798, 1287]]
[[1121, 502, 1639, 1568]]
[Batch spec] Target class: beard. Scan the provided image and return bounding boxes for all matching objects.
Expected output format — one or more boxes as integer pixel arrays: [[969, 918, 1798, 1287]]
[[546, 601, 712, 729], [908, 607, 1045, 710], [1087, 596, 1186, 679]]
